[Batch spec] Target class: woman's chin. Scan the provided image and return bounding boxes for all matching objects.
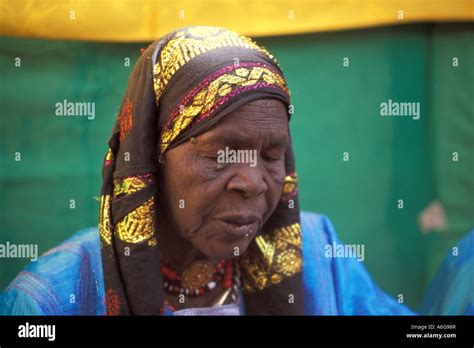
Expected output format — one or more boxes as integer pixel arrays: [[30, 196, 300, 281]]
[[197, 237, 253, 260]]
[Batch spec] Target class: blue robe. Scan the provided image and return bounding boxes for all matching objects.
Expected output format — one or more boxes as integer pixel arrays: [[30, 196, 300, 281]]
[[1, 212, 473, 315]]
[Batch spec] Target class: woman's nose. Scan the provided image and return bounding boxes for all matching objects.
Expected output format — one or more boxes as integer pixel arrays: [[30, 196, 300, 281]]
[[226, 164, 268, 198]]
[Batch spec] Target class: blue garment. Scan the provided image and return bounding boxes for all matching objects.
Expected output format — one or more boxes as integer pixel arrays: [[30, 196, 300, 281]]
[[1, 212, 472, 315], [418, 228, 474, 315]]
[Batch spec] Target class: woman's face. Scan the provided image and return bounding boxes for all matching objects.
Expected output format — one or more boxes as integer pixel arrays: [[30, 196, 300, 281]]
[[158, 98, 289, 259]]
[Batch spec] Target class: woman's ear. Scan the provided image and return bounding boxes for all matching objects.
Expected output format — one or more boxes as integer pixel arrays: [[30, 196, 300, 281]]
[[158, 153, 166, 164]]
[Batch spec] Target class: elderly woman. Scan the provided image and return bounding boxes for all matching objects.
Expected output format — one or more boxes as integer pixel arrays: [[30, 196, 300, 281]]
[[2, 26, 473, 316]]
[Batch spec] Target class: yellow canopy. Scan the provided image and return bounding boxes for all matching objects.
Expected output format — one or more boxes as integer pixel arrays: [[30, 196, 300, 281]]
[[1, 0, 473, 42]]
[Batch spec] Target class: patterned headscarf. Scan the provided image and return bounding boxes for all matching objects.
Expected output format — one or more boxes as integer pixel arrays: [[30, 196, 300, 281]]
[[98, 26, 303, 315]]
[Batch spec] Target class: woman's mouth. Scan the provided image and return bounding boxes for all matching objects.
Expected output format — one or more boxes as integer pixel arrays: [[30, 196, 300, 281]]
[[213, 214, 259, 240]]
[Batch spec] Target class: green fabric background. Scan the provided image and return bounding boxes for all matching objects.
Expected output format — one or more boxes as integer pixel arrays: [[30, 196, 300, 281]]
[[1, 23, 472, 309]]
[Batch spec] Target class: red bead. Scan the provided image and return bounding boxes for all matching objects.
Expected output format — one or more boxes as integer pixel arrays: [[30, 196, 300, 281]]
[[172, 287, 179, 294], [223, 279, 232, 289], [168, 271, 178, 281], [199, 288, 205, 296]]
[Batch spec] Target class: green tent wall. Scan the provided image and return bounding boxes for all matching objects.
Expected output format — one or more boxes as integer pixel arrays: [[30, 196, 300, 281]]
[[1, 23, 473, 309]]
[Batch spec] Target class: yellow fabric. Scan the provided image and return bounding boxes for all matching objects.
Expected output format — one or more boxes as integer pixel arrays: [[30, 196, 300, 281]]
[[1, 0, 473, 42]]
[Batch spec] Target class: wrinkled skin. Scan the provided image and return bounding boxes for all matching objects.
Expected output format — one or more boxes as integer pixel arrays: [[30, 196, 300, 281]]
[[157, 98, 289, 308]]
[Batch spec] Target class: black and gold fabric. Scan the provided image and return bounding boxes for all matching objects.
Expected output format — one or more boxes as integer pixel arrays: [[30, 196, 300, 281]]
[[98, 26, 303, 315]]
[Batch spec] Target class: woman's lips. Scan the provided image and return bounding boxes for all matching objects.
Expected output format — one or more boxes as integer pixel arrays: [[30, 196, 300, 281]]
[[213, 215, 259, 240]]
